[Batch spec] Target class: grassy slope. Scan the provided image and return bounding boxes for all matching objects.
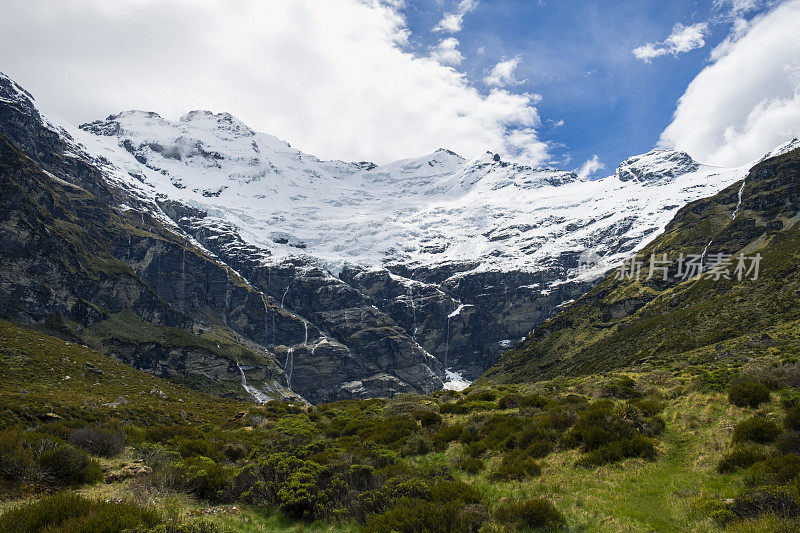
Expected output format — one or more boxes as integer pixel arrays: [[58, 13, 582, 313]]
[[0, 319, 248, 427], [0, 317, 790, 531]]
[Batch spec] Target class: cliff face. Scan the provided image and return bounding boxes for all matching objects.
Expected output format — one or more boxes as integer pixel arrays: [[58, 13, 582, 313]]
[[0, 75, 443, 404]]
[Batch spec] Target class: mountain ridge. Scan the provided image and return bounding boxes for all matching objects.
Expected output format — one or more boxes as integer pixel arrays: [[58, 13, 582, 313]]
[[2, 71, 797, 402]]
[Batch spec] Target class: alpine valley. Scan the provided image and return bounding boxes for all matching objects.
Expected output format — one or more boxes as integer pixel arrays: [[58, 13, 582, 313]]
[[5, 70, 800, 532], [0, 73, 789, 404]]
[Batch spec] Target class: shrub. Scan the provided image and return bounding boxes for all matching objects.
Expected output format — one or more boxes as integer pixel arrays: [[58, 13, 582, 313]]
[[363, 498, 475, 533], [631, 398, 666, 416], [732, 485, 800, 519], [0, 492, 160, 533], [746, 454, 800, 485], [488, 450, 542, 481], [432, 423, 463, 450], [729, 382, 771, 408], [419, 411, 442, 428], [221, 442, 247, 462], [457, 456, 484, 474], [603, 376, 640, 399], [717, 447, 769, 473], [494, 498, 565, 531], [69, 426, 126, 458], [786, 407, 800, 432], [780, 387, 800, 409], [778, 432, 800, 455], [733, 418, 783, 444], [174, 456, 233, 502], [39, 445, 104, 486], [520, 395, 551, 409], [575, 434, 656, 467], [497, 394, 520, 409], [400, 434, 433, 457], [466, 390, 497, 402]]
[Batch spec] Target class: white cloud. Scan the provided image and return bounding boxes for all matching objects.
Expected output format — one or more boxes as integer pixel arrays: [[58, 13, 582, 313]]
[[486, 57, 523, 87], [714, 0, 765, 17], [0, 0, 549, 165], [633, 22, 708, 62], [433, 0, 479, 33], [577, 154, 604, 180], [660, 0, 800, 166], [430, 37, 464, 66]]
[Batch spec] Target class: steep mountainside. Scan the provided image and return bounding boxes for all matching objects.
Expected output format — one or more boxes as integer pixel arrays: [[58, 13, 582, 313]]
[[0, 73, 768, 401], [483, 147, 800, 383], [0, 75, 441, 404], [73, 90, 751, 381]]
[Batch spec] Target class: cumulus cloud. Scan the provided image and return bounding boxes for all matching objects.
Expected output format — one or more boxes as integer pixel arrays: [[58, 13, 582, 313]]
[[433, 0, 479, 33], [486, 57, 524, 87], [633, 22, 708, 62], [577, 154, 604, 180], [0, 0, 549, 165], [660, 0, 800, 166], [430, 37, 464, 66]]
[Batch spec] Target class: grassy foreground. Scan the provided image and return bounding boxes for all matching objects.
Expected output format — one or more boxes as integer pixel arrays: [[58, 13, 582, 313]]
[[1, 320, 799, 531]]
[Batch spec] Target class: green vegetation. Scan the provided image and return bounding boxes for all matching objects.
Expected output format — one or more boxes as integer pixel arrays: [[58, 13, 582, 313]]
[[3, 319, 800, 531]]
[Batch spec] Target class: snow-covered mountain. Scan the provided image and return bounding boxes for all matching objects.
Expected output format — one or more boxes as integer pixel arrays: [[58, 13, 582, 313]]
[[79, 110, 749, 280], [2, 72, 788, 402]]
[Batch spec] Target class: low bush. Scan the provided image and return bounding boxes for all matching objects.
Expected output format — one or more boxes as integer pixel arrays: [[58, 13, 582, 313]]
[[0, 492, 160, 533], [0, 430, 103, 487], [488, 450, 542, 481], [729, 381, 771, 409], [69, 426, 126, 457], [746, 454, 800, 485], [418, 411, 442, 427], [432, 423, 463, 450], [39, 445, 104, 486], [780, 387, 800, 409], [717, 446, 769, 473], [400, 434, 433, 457], [602, 376, 640, 399], [786, 407, 800, 432], [575, 434, 656, 467], [363, 498, 479, 533], [732, 485, 800, 520], [494, 498, 565, 531], [457, 456, 484, 474], [778, 431, 800, 455], [733, 418, 783, 444]]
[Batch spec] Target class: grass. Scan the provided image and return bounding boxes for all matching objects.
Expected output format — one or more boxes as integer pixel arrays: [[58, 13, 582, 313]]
[[0, 319, 250, 428], [1, 318, 796, 532]]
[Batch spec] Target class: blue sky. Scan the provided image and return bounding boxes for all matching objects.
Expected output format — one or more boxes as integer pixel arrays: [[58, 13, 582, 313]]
[[0, 0, 798, 174], [397, 0, 777, 173]]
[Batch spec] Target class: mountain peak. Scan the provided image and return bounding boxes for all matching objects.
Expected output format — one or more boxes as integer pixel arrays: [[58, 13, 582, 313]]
[[179, 110, 254, 137], [615, 148, 700, 184]]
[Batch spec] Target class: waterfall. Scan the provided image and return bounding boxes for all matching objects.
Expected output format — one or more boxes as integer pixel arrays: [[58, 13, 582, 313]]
[[284, 348, 294, 390], [408, 286, 418, 341], [236, 362, 270, 403], [303, 322, 308, 346], [281, 275, 294, 308], [700, 239, 713, 270], [732, 180, 746, 220], [444, 313, 451, 371]]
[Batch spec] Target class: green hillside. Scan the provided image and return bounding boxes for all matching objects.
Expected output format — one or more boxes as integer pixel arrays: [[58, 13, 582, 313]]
[[482, 148, 800, 384]]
